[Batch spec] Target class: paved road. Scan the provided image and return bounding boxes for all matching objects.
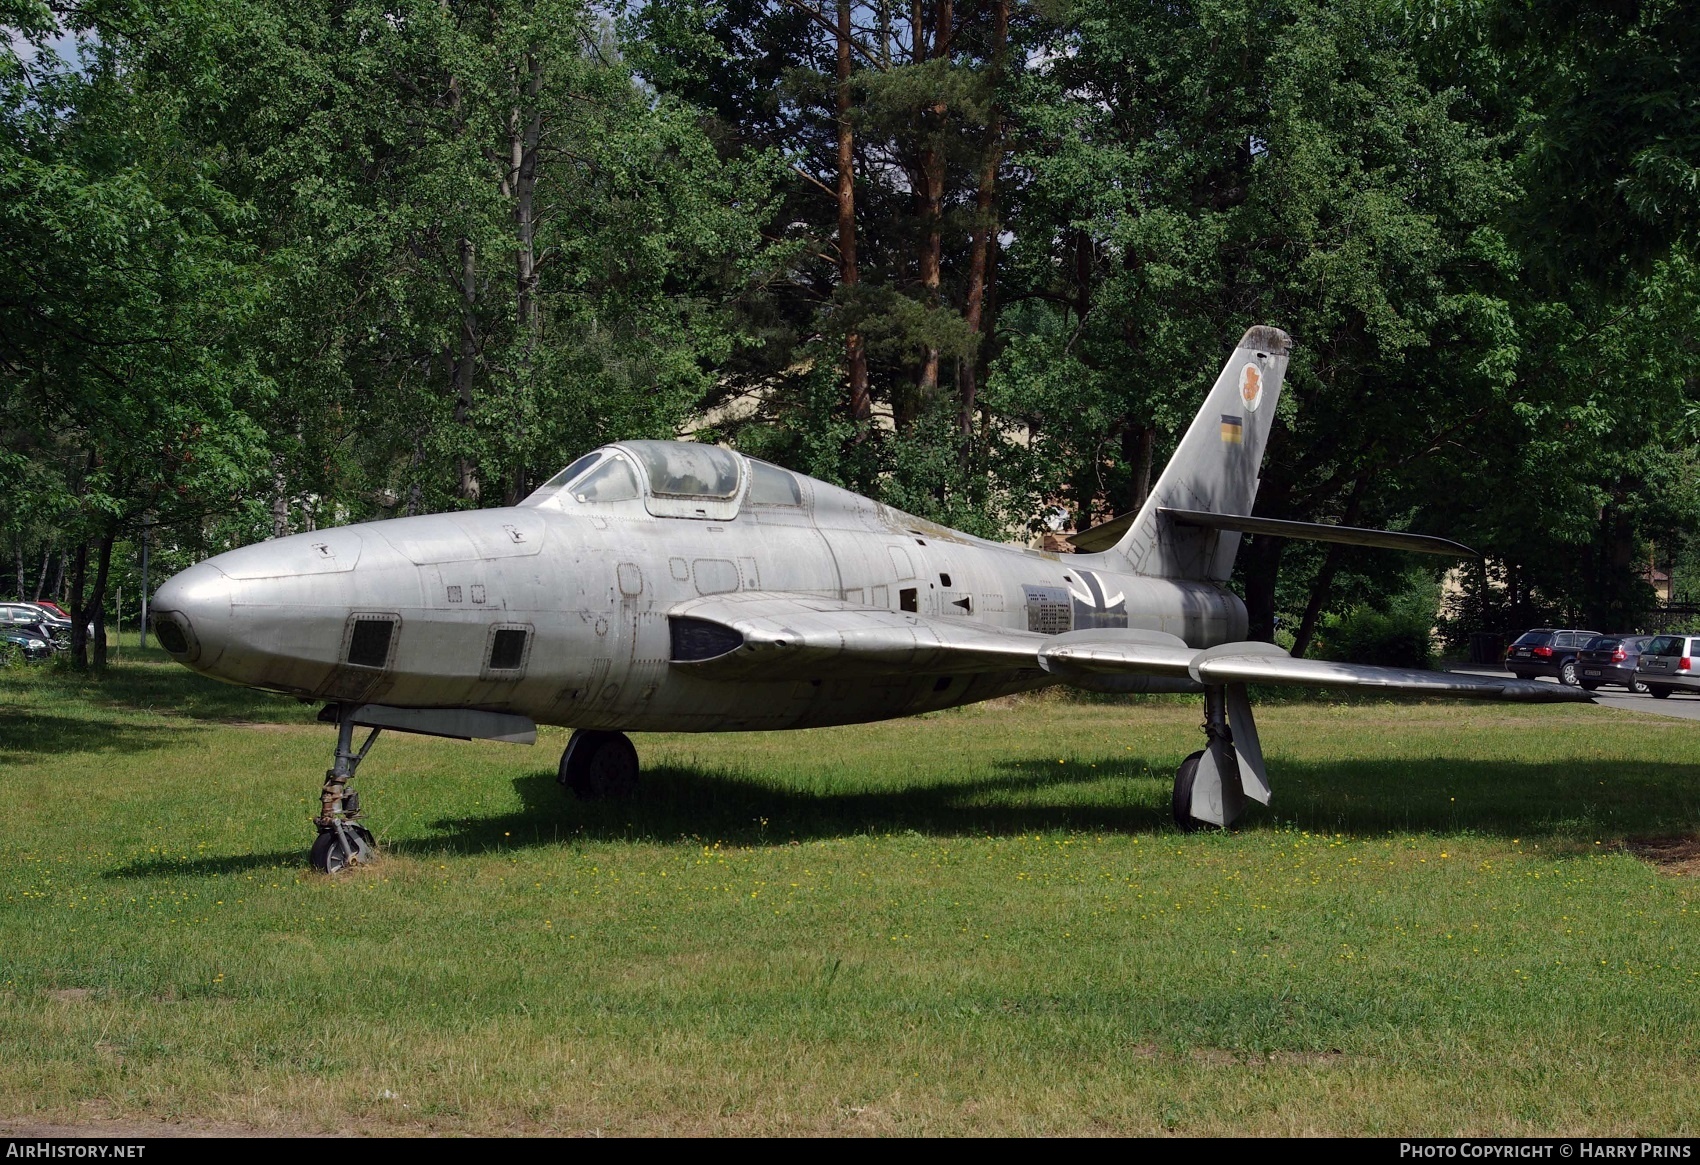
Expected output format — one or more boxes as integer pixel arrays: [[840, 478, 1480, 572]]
[[1449, 667, 1700, 722]]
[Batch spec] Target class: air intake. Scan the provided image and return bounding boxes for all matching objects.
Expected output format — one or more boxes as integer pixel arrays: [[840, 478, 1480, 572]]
[[669, 616, 744, 662]]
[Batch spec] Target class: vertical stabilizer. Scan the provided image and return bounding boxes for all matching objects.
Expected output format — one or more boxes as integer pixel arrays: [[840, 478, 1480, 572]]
[[1107, 325, 1291, 580]]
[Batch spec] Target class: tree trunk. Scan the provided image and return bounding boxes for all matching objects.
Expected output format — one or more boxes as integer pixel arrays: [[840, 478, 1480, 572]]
[[1292, 479, 1368, 657], [33, 544, 49, 600], [957, 0, 1007, 466], [14, 543, 22, 601], [1074, 228, 1092, 321], [1241, 534, 1284, 644], [1292, 544, 1343, 658], [507, 43, 544, 505], [69, 541, 89, 670], [915, 0, 951, 396], [836, 0, 870, 428], [1121, 421, 1155, 513], [89, 526, 114, 669], [454, 236, 481, 504], [272, 464, 290, 540]]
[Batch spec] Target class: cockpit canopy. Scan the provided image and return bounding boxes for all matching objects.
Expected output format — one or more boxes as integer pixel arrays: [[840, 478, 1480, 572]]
[[521, 440, 801, 520]]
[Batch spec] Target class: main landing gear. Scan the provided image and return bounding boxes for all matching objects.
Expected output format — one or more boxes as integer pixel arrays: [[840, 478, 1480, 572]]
[[557, 729, 640, 800], [1171, 683, 1271, 833], [311, 707, 380, 874]]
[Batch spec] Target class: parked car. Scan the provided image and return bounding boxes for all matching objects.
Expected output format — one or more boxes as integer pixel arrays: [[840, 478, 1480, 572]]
[[33, 600, 69, 620], [1635, 634, 1700, 698], [1505, 628, 1603, 686], [0, 603, 66, 648], [1, 627, 53, 661], [1575, 634, 1654, 692]]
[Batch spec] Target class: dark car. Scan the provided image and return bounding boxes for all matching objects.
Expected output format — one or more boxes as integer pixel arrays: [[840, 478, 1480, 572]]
[[2, 626, 53, 661], [1505, 628, 1603, 686], [1576, 634, 1654, 693], [1636, 634, 1700, 699]]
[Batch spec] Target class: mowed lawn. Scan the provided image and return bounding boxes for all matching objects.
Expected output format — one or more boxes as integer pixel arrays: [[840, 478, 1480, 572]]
[[3, 652, 1700, 1135]]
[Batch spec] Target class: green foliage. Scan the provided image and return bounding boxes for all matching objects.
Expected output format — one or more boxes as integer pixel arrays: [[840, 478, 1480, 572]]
[[1313, 573, 1442, 669], [2, 0, 1697, 655]]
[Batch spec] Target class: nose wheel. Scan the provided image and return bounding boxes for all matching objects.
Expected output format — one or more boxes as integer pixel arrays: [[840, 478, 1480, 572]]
[[558, 730, 640, 800], [311, 707, 383, 873]]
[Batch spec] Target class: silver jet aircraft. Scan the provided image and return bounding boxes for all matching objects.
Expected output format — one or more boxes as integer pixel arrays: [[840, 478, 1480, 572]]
[[150, 326, 1586, 872]]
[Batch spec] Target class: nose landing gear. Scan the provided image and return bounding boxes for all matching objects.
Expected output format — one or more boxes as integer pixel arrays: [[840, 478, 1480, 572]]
[[312, 709, 381, 873]]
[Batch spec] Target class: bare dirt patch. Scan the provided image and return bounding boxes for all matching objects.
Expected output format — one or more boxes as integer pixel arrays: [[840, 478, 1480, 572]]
[[44, 988, 92, 1003], [1624, 835, 1700, 876]]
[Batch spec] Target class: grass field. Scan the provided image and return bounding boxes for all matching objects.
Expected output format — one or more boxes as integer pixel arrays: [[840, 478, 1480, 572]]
[[3, 651, 1699, 1135]]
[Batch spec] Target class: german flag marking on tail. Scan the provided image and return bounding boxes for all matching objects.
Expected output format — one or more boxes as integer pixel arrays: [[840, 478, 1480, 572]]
[[1220, 414, 1244, 444]]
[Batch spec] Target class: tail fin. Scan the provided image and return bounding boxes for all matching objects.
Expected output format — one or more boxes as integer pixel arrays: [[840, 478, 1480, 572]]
[[1105, 325, 1291, 581]]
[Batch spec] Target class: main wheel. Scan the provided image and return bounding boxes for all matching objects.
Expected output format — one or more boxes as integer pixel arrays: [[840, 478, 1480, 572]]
[[1171, 750, 1216, 834], [1559, 660, 1580, 686], [310, 824, 375, 874], [1632, 679, 1651, 694], [1580, 682, 1599, 692], [1651, 685, 1673, 699], [559, 730, 640, 800]]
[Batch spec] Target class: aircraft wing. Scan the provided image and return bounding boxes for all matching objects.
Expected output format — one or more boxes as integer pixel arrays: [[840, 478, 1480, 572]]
[[669, 593, 1589, 703], [1039, 637, 1589, 702]]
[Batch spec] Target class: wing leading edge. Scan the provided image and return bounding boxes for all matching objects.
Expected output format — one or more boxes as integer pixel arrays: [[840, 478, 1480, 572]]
[[667, 593, 1591, 704]]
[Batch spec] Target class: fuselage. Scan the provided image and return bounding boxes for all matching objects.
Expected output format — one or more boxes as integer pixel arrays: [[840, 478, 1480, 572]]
[[150, 443, 1248, 732]]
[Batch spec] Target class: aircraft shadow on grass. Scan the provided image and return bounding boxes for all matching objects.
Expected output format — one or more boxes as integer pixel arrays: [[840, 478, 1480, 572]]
[[103, 752, 1700, 880], [406, 752, 1700, 856]]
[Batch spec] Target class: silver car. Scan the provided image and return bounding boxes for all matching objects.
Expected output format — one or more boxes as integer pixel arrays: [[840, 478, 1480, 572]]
[[1635, 634, 1700, 698]]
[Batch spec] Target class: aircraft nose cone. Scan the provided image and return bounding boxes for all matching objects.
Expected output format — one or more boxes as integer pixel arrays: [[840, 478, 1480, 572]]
[[149, 560, 234, 668]]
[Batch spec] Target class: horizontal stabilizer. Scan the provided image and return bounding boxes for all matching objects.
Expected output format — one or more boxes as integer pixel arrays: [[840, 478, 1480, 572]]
[[1159, 509, 1477, 557], [1067, 506, 1468, 557], [1067, 509, 1475, 558]]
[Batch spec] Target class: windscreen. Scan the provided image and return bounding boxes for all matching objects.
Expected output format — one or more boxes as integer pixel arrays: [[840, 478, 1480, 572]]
[[519, 451, 602, 506], [1587, 638, 1619, 651], [1512, 631, 1548, 646], [1647, 635, 1684, 656], [573, 457, 641, 502]]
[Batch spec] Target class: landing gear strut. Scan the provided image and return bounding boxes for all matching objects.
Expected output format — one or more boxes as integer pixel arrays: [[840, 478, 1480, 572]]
[[1171, 682, 1271, 832], [557, 730, 639, 800], [311, 708, 380, 873]]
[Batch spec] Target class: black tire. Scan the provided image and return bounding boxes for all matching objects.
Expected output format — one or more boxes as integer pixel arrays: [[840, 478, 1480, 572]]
[[1633, 679, 1651, 694], [309, 824, 374, 874], [1580, 682, 1599, 692], [1559, 660, 1580, 687], [1510, 670, 1533, 680], [1651, 685, 1673, 700], [1171, 750, 1216, 834], [559, 730, 640, 800]]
